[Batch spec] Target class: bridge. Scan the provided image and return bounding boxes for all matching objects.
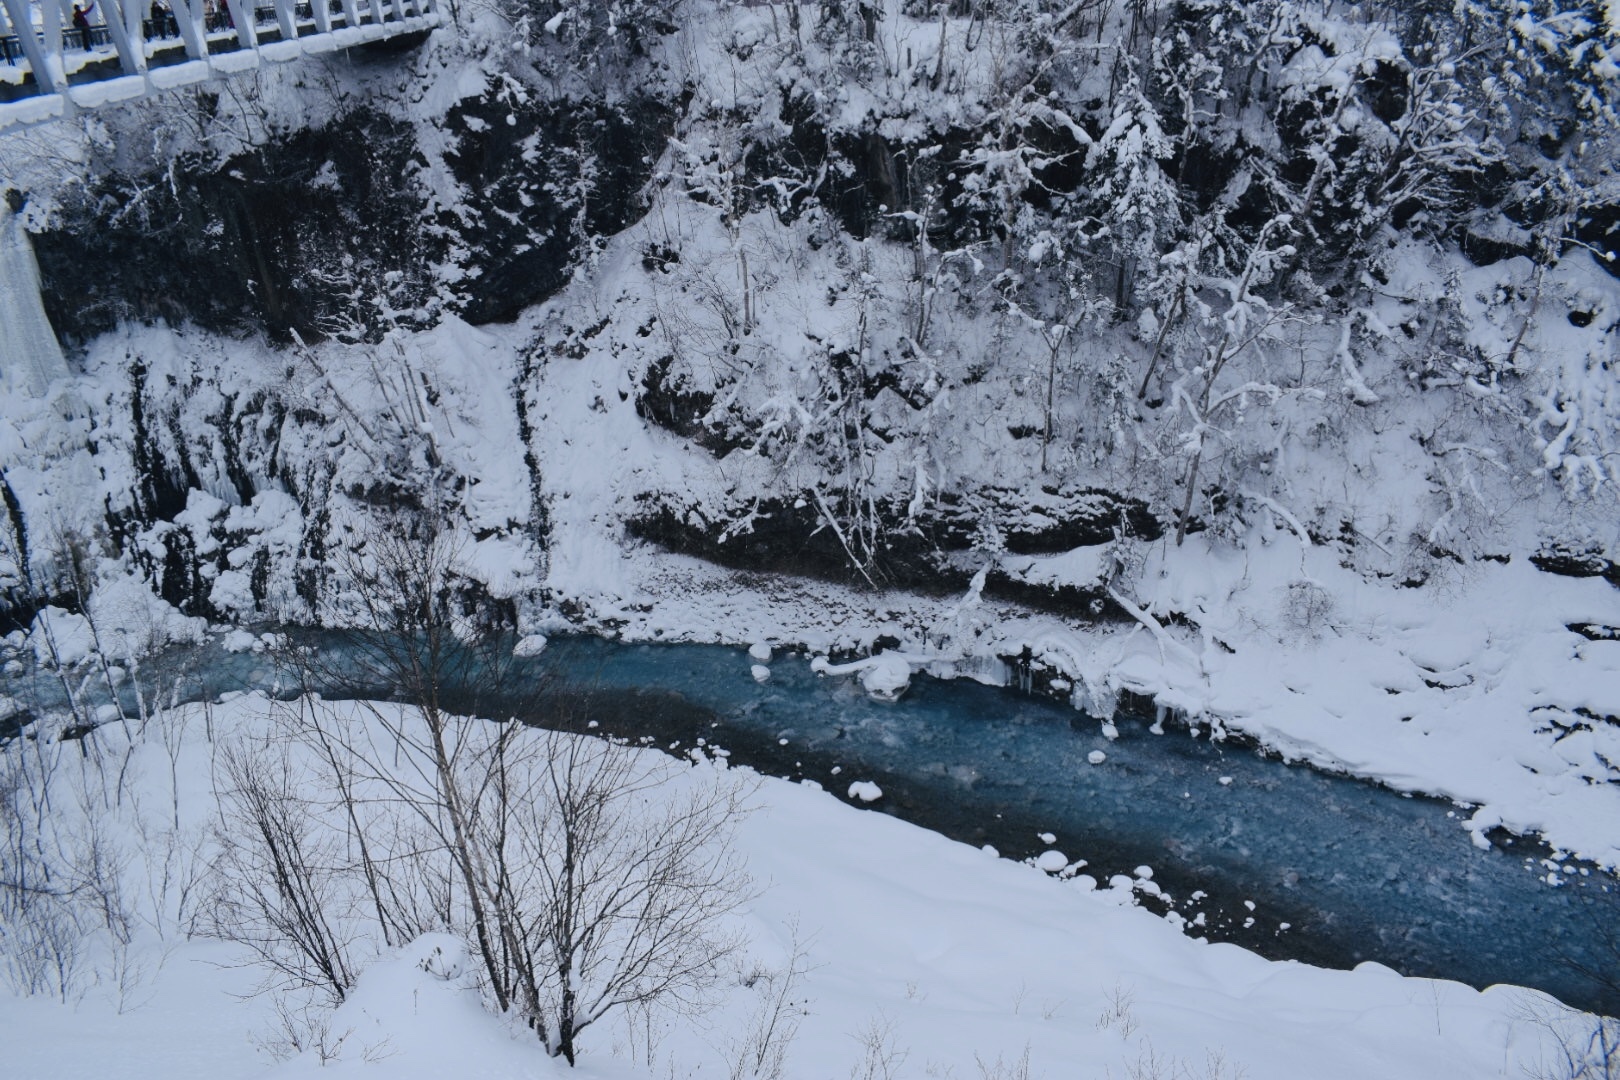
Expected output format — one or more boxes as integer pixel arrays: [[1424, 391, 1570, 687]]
[[0, 0, 444, 133]]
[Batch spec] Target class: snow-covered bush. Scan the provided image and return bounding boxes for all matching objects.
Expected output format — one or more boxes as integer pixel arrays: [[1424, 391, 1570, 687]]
[[0, 700, 208, 1009], [208, 508, 754, 1063], [1526, 1004, 1620, 1080]]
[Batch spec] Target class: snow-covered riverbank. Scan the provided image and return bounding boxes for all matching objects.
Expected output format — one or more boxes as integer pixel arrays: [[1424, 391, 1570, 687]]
[[534, 509, 1620, 873], [8, 302, 1619, 874], [4, 0, 1620, 1068], [0, 692, 1605, 1080]]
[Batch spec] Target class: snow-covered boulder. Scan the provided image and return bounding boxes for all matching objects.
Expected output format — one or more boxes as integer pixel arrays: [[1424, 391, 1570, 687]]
[[811, 652, 914, 701]]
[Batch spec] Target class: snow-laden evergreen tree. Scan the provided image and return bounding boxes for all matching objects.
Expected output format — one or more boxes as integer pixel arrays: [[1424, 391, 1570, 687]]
[[1084, 60, 1180, 312]]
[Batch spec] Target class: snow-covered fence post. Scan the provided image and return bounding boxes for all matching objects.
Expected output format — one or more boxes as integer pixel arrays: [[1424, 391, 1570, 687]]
[[271, 0, 297, 40], [219, 0, 257, 50], [170, 0, 211, 58], [36, 0, 68, 88], [99, 0, 149, 76]]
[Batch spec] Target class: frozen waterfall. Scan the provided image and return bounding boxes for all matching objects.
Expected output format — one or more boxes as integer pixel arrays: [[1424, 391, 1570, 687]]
[[0, 202, 69, 396]]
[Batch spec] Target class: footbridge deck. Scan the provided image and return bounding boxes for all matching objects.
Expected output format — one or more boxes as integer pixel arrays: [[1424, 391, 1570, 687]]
[[0, 0, 444, 133]]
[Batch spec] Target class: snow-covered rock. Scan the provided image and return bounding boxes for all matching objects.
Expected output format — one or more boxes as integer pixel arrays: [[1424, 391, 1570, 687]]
[[513, 634, 549, 658], [1033, 850, 1068, 873], [812, 653, 914, 701], [847, 780, 883, 803]]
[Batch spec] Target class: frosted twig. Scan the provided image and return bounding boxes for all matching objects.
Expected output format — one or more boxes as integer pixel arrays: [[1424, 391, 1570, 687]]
[[1106, 587, 1203, 675], [1240, 491, 1311, 547]]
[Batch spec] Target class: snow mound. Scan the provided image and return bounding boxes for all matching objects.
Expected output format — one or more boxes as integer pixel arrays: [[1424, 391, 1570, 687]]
[[220, 629, 260, 653], [513, 634, 549, 658], [812, 653, 914, 701], [413, 934, 466, 981], [1033, 850, 1068, 873], [268, 934, 551, 1079]]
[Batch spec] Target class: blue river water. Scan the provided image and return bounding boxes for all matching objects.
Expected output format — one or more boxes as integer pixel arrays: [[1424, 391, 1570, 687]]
[[5, 631, 1617, 1016]]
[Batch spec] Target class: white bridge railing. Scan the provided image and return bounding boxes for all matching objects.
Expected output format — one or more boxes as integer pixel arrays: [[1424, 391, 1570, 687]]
[[0, 0, 445, 133]]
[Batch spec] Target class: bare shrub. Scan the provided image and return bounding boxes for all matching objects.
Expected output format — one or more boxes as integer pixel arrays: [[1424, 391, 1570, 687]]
[[482, 725, 753, 1064], [1280, 579, 1335, 637], [213, 504, 754, 1065], [209, 738, 362, 1004], [0, 890, 85, 1000], [851, 1012, 909, 1080], [1107, 1041, 1247, 1080], [728, 926, 814, 1080], [1097, 982, 1138, 1038], [975, 1046, 1032, 1080], [253, 990, 352, 1064], [0, 691, 196, 1009], [1524, 1002, 1620, 1080]]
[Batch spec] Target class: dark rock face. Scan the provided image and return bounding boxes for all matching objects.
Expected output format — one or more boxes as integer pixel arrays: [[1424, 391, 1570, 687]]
[[36, 107, 434, 344], [1532, 545, 1620, 588], [634, 354, 747, 457], [7, 75, 673, 627], [627, 485, 1161, 610], [986, 488, 1162, 552], [441, 91, 674, 324], [32, 85, 675, 343], [981, 570, 1126, 621], [0, 523, 96, 631], [626, 494, 968, 590], [1573, 203, 1620, 279]]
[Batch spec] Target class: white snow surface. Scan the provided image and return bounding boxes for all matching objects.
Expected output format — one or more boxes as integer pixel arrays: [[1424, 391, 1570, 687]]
[[3, 249, 1618, 870], [0, 693, 1599, 1080], [0, 0, 1612, 872], [0, 21, 1616, 1077], [812, 652, 915, 701], [514, 633, 550, 658]]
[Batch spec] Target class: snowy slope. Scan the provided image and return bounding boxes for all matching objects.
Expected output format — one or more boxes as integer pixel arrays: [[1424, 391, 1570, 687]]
[[0, 692, 1602, 1080], [0, 4, 1618, 1064]]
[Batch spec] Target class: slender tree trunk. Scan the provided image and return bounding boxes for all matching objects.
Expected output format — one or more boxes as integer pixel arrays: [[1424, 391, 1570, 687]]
[[1042, 333, 1059, 473], [1502, 258, 1546, 375], [423, 698, 510, 1013], [1174, 447, 1203, 545], [1137, 292, 1182, 399]]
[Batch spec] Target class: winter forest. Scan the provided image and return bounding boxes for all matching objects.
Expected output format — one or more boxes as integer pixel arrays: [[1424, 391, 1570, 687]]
[[2, 0, 1620, 1076]]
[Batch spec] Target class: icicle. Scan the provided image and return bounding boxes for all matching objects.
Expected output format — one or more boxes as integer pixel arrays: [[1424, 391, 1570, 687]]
[[0, 201, 69, 396]]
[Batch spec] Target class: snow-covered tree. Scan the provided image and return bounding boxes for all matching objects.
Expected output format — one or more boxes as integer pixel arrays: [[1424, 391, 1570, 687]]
[[1082, 61, 1180, 311]]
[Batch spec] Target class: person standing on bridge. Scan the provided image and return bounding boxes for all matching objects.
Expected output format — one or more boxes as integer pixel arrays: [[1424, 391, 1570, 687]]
[[71, 4, 93, 50]]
